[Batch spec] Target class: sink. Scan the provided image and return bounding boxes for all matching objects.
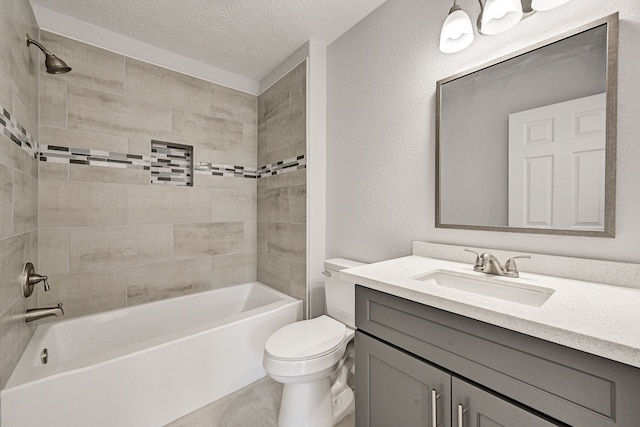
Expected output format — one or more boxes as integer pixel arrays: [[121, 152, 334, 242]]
[[411, 270, 554, 307]]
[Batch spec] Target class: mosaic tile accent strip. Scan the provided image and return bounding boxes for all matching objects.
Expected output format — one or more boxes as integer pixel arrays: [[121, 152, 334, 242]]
[[0, 104, 38, 159], [0, 95, 306, 183], [194, 155, 306, 179], [37, 144, 305, 181], [258, 155, 307, 178], [151, 140, 193, 186], [195, 162, 258, 179], [0, 104, 305, 182], [40, 145, 150, 169]]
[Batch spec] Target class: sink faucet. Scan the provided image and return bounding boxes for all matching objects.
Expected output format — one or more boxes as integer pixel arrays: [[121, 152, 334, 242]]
[[465, 250, 530, 278], [25, 303, 64, 323]]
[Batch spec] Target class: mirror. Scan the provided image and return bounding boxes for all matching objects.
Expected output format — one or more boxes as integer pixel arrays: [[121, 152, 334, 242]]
[[436, 13, 618, 237]]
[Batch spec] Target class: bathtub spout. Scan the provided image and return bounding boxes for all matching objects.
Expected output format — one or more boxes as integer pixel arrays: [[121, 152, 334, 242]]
[[25, 303, 64, 322]]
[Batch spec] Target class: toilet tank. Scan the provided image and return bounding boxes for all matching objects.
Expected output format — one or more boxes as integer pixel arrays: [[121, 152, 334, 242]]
[[324, 258, 366, 328]]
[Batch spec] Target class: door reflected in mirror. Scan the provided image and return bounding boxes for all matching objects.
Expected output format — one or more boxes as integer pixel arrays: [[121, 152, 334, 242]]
[[508, 93, 606, 229], [436, 14, 617, 237]]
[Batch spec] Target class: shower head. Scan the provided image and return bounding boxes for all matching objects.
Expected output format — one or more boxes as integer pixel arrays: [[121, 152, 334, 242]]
[[26, 34, 72, 74]]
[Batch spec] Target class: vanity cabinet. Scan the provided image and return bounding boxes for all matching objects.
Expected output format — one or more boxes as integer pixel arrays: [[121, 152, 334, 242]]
[[357, 332, 556, 427], [355, 330, 451, 426], [355, 286, 640, 427]]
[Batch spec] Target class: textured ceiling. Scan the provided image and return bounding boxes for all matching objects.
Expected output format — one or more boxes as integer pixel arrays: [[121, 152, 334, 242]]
[[31, 0, 387, 81]]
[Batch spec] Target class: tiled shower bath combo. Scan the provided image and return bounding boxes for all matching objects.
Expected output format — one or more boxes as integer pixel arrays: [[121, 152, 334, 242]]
[[1, 19, 309, 425], [34, 31, 307, 318]]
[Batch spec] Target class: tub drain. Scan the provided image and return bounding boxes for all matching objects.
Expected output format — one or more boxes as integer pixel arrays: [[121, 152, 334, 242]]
[[40, 348, 48, 365]]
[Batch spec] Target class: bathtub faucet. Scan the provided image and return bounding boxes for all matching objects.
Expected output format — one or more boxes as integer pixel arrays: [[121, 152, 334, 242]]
[[25, 303, 64, 323]]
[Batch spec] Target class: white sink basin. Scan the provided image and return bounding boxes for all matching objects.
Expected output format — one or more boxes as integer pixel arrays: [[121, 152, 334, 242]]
[[412, 270, 554, 307]]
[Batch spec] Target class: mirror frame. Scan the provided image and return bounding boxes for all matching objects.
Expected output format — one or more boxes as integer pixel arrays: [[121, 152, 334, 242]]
[[436, 13, 618, 237]]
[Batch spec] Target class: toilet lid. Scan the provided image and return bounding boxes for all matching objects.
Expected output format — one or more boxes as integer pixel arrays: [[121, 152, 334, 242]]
[[265, 315, 347, 361]]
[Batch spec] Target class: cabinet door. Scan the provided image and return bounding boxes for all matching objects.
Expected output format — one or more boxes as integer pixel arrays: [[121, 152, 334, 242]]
[[356, 331, 451, 427], [452, 377, 559, 427]]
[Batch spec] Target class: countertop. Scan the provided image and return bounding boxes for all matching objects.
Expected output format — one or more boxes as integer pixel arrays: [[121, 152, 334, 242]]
[[341, 255, 640, 369]]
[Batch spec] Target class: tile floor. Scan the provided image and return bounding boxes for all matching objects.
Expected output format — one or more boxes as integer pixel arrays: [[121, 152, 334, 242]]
[[165, 376, 355, 427]]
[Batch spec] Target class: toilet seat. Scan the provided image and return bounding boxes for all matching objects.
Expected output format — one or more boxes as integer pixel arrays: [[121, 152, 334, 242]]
[[263, 316, 355, 380], [265, 315, 347, 361]]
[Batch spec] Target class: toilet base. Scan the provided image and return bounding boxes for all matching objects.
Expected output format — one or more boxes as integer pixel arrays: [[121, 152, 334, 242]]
[[278, 378, 332, 427], [332, 385, 355, 425], [277, 378, 354, 427]]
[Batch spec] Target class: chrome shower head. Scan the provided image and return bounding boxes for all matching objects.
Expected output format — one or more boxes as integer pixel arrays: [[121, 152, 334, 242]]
[[26, 34, 72, 74]]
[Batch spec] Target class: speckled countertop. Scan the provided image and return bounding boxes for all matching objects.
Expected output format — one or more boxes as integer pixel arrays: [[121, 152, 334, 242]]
[[341, 255, 640, 369]]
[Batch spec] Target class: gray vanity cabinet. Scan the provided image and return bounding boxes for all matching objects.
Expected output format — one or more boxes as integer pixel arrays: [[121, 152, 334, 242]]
[[355, 285, 640, 427], [356, 332, 555, 427], [451, 377, 557, 427], [356, 331, 451, 427]]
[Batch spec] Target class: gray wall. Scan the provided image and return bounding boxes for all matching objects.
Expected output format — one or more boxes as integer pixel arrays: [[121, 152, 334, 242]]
[[327, 0, 640, 264], [0, 0, 40, 390]]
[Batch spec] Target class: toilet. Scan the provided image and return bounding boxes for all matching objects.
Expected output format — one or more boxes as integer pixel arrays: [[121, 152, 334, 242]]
[[263, 258, 364, 427]]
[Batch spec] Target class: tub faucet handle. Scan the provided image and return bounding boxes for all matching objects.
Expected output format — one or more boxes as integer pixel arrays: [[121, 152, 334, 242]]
[[22, 262, 51, 297], [29, 273, 49, 291]]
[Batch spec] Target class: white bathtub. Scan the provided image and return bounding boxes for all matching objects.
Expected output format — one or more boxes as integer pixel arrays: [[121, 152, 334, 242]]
[[1, 282, 301, 427]]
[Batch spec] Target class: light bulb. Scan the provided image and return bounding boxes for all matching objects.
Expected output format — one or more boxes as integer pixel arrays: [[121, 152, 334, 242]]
[[479, 0, 523, 35], [440, 5, 475, 53]]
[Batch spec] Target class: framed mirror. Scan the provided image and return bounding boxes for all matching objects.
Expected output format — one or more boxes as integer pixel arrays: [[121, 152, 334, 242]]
[[436, 13, 618, 237]]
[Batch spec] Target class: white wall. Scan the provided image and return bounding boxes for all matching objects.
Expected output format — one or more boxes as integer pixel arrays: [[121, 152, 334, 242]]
[[306, 40, 328, 317], [326, 0, 640, 264]]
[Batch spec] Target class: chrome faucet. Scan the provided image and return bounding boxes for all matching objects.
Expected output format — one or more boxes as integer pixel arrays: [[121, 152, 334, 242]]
[[465, 250, 530, 278], [25, 303, 64, 323]]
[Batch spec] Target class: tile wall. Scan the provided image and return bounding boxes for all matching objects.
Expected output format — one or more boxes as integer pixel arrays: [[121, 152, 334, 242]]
[[37, 31, 260, 317], [0, 0, 40, 389], [1, 16, 308, 390], [257, 61, 308, 312]]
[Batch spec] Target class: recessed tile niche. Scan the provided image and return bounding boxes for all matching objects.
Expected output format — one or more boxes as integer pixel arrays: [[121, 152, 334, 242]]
[[150, 140, 194, 187]]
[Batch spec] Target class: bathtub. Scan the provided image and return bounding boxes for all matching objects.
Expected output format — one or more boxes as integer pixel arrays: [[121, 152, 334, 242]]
[[1, 282, 301, 427]]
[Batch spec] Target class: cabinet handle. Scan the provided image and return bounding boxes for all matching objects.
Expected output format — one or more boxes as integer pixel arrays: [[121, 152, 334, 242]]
[[431, 389, 438, 427], [457, 404, 464, 427]]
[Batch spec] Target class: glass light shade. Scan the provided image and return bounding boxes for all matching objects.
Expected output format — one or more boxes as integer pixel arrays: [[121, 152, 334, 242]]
[[531, 0, 572, 11], [480, 0, 523, 35], [440, 8, 475, 53]]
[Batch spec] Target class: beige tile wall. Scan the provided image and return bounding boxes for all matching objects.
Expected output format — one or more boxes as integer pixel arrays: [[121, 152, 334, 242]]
[[37, 31, 259, 318], [257, 61, 307, 312], [1, 21, 307, 390], [0, 0, 40, 390]]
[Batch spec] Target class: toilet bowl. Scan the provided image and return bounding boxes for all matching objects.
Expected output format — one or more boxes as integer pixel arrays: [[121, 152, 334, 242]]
[[263, 258, 364, 427]]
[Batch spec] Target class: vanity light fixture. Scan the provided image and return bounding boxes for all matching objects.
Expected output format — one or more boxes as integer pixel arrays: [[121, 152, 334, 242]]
[[439, 0, 573, 53], [439, 0, 475, 53], [477, 0, 523, 35], [531, 0, 572, 12]]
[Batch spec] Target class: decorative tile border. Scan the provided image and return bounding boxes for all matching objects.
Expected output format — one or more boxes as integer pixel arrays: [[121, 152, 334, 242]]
[[195, 162, 258, 179], [0, 103, 306, 182], [38, 144, 306, 181], [40, 145, 150, 169], [194, 155, 306, 179], [258, 155, 307, 178], [0, 105, 38, 160]]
